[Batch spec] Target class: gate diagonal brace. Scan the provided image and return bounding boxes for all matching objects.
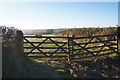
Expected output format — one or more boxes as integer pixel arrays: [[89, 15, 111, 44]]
[[35, 47, 48, 57], [24, 37, 49, 55], [77, 44, 95, 56], [31, 38, 50, 56], [24, 37, 37, 55], [49, 42, 67, 57], [29, 38, 48, 54], [48, 38, 68, 53], [73, 38, 95, 56], [95, 36, 115, 55], [75, 37, 94, 54], [96, 37, 117, 53]]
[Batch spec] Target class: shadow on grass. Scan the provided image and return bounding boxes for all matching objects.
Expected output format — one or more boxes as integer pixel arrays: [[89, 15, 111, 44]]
[[2, 45, 73, 78]]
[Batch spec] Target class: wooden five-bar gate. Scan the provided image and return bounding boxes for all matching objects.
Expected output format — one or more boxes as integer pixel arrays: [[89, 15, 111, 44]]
[[23, 34, 117, 62]]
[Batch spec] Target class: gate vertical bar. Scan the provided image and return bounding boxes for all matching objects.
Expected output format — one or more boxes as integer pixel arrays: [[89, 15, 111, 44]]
[[67, 35, 71, 63], [67, 35, 74, 63], [70, 35, 74, 61]]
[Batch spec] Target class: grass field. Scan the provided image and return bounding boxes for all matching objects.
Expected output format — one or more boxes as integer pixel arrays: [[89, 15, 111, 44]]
[[23, 34, 117, 62]]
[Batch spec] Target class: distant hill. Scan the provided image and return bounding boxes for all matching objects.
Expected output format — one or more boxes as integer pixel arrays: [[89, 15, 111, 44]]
[[22, 27, 117, 36], [55, 27, 117, 37], [22, 28, 69, 35]]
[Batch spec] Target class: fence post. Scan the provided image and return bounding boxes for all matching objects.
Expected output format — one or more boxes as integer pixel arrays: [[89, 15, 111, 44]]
[[15, 30, 24, 55], [67, 35, 70, 63], [70, 35, 74, 59], [117, 26, 120, 55], [67, 34, 74, 63]]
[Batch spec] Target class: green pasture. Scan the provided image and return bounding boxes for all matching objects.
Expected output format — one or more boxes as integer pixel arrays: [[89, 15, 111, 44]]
[[23, 35, 118, 61]]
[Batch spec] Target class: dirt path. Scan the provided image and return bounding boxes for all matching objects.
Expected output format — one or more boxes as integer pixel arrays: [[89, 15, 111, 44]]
[[68, 56, 120, 78]]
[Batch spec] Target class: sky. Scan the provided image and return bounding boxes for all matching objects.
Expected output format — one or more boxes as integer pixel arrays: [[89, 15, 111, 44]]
[[0, 2, 118, 30]]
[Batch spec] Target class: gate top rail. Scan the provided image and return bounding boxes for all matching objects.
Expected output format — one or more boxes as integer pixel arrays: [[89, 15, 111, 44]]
[[23, 36, 72, 38], [23, 34, 117, 39], [73, 34, 117, 39]]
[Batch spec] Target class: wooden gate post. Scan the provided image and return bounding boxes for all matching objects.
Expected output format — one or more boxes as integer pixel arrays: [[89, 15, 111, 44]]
[[67, 34, 74, 63], [70, 35, 74, 59], [15, 30, 24, 55], [117, 26, 120, 55], [67, 35, 70, 63]]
